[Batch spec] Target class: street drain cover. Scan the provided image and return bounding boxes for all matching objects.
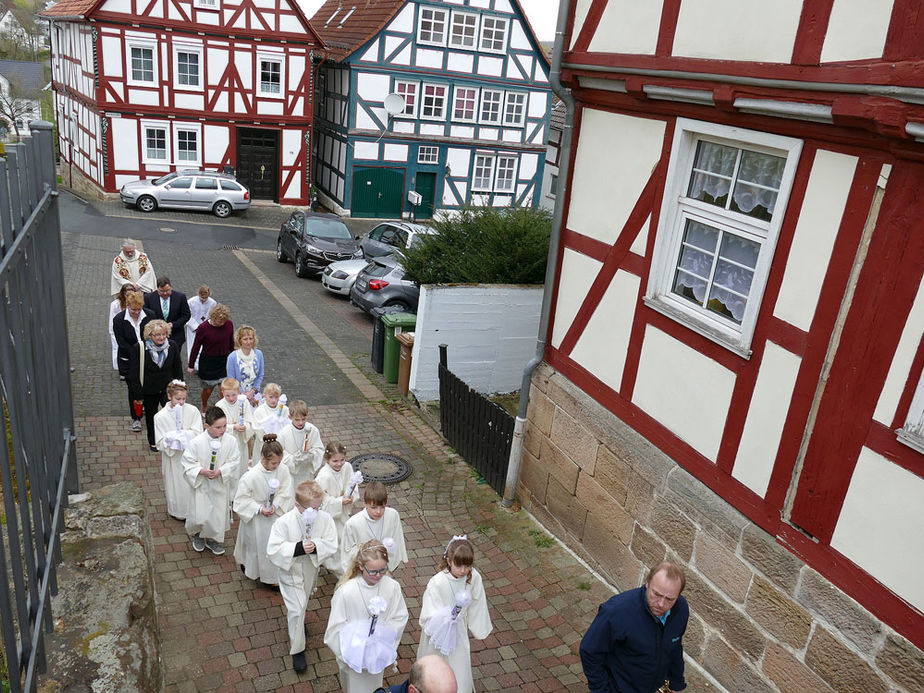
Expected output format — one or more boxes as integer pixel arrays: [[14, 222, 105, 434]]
[[350, 454, 412, 484]]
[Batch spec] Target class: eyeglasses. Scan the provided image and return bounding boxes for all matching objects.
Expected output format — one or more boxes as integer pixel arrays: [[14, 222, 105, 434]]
[[362, 565, 387, 577]]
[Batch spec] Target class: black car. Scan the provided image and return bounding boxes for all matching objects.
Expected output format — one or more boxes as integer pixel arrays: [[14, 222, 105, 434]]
[[276, 211, 362, 277]]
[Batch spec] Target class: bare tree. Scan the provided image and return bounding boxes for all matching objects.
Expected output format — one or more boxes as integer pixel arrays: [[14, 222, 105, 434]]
[[0, 0, 45, 61], [0, 72, 40, 137]]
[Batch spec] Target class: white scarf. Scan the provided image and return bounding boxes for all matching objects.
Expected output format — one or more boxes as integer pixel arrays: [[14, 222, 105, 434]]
[[236, 349, 257, 389]]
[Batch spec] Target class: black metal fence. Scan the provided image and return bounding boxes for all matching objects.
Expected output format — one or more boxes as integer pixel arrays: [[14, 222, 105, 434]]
[[0, 121, 78, 693], [438, 345, 514, 496]]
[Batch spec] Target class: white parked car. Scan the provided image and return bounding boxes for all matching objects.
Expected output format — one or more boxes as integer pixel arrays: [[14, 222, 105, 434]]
[[321, 258, 370, 296]]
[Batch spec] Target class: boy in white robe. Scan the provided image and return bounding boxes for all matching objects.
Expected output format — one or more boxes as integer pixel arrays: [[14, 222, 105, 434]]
[[182, 406, 240, 555], [186, 285, 217, 362], [417, 536, 493, 693], [278, 399, 324, 485], [215, 377, 255, 496], [315, 441, 360, 575], [250, 383, 289, 467], [233, 434, 294, 585], [340, 481, 408, 574], [324, 539, 409, 692], [267, 480, 338, 673], [153, 380, 202, 520]]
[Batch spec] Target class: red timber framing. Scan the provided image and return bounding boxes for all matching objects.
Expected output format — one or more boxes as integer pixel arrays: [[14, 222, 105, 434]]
[[544, 84, 924, 647]]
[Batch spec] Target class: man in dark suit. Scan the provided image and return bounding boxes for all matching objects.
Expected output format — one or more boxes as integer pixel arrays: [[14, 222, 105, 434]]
[[113, 290, 155, 431], [144, 276, 192, 348]]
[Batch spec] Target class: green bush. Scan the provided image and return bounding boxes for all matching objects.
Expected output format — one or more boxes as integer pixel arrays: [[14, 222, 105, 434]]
[[399, 206, 552, 285]]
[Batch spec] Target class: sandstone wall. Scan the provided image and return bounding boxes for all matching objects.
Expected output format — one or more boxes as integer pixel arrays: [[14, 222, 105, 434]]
[[518, 363, 924, 692]]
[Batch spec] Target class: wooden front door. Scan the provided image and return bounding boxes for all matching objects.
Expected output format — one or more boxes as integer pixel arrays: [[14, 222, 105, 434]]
[[415, 172, 436, 219], [352, 167, 404, 218], [237, 128, 279, 201]]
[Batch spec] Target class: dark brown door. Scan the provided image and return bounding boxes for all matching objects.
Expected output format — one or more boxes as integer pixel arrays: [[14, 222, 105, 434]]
[[237, 128, 279, 201]]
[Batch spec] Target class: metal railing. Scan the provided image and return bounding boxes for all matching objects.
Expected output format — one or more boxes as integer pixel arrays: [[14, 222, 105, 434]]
[[0, 121, 78, 693]]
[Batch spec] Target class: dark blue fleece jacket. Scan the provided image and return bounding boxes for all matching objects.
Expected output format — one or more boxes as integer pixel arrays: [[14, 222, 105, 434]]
[[580, 586, 688, 693]]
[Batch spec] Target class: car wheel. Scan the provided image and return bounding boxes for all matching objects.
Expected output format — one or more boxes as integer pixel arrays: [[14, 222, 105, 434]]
[[275, 238, 287, 263], [213, 200, 232, 218], [295, 253, 310, 278], [386, 300, 410, 312], [137, 195, 156, 213]]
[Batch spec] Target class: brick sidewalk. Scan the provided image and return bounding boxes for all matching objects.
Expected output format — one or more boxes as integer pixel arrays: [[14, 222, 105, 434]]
[[66, 223, 614, 690]]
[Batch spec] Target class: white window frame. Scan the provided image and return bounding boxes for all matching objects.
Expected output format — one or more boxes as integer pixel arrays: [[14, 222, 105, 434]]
[[448, 10, 479, 50], [420, 83, 448, 121], [494, 154, 517, 193], [479, 89, 503, 125], [257, 53, 285, 99], [417, 6, 448, 47], [503, 91, 527, 127], [141, 120, 169, 164], [174, 125, 201, 165], [173, 45, 203, 91], [452, 85, 479, 123], [472, 153, 495, 193], [645, 118, 802, 357], [127, 40, 158, 86], [418, 145, 439, 165], [479, 15, 508, 54], [393, 80, 419, 118]]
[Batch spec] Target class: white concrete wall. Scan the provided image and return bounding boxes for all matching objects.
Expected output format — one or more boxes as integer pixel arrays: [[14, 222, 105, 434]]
[[410, 285, 543, 402]]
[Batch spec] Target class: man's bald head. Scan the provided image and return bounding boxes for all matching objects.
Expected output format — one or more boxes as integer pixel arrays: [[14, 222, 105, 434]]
[[408, 654, 457, 693]]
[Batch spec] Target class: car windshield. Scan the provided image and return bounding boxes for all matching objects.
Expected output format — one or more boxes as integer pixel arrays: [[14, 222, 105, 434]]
[[306, 218, 352, 240], [152, 172, 178, 186], [365, 262, 391, 278]]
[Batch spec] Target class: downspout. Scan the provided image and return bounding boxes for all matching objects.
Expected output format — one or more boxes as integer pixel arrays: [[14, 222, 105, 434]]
[[502, 0, 575, 507]]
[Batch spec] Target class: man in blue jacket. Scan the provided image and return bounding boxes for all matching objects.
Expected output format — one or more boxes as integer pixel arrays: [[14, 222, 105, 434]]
[[580, 561, 688, 692]]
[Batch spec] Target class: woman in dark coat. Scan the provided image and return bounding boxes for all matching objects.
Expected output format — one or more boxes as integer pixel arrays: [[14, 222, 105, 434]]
[[127, 319, 183, 451], [187, 303, 234, 413]]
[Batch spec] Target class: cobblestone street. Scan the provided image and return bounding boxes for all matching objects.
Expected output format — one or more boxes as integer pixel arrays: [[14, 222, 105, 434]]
[[62, 197, 616, 691]]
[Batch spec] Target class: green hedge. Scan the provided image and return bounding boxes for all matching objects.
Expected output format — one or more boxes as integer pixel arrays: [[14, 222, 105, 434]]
[[400, 206, 552, 285]]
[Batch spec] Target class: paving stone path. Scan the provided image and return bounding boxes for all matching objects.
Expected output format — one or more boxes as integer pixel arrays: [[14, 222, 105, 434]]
[[63, 215, 614, 692]]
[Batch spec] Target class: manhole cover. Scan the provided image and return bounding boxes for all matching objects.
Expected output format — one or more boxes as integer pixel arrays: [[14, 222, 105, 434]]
[[349, 453, 412, 484]]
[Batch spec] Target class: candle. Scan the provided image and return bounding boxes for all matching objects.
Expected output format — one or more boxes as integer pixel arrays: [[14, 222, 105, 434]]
[[239, 401, 244, 426], [301, 507, 318, 541], [209, 439, 221, 470], [174, 405, 182, 432], [303, 431, 309, 452], [346, 470, 364, 499], [267, 478, 280, 508]]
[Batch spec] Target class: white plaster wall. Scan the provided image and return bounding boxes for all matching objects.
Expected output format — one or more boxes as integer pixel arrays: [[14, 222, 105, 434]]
[[383, 143, 408, 161], [831, 448, 924, 610], [356, 72, 390, 100], [111, 118, 138, 169], [874, 277, 924, 425], [571, 270, 640, 394], [588, 0, 663, 55], [773, 150, 857, 332], [551, 248, 602, 349], [204, 125, 228, 162], [732, 342, 802, 497], [354, 141, 379, 160], [127, 90, 159, 106], [416, 49, 443, 69], [629, 215, 650, 256], [447, 52, 474, 73], [673, 0, 802, 63], [477, 56, 503, 77], [388, 3, 413, 32], [633, 325, 735, 461], [568, 109, 665, 245], [821, 0, 894, 63], [101, 36, 123, 77], [409, 285, 543, 402], [569, 0, 594, 51]]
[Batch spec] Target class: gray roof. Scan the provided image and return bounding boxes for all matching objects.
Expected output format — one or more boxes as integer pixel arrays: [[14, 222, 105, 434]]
[[0, 60, 45, 92]]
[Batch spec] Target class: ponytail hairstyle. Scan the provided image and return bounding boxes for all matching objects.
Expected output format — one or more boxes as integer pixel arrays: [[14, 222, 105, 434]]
[[324, 441, 347, 460], [338, 539, 389, 589], [439, 535, 474, 583], [261, 433, 283, 460]]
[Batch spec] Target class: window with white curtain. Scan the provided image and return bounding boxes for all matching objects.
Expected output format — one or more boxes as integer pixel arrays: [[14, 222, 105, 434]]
[[645, 119, 802, 356]]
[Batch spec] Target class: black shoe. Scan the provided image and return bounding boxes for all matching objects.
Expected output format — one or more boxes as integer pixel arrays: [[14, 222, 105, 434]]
[[292, 650, 306, 673], [149, 444, 158, 452]]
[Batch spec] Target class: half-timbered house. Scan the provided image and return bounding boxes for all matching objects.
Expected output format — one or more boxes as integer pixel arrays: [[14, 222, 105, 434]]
[[518, 1, 924, 689], [43, 0, 322, 204], [310, 0, 550, 218]]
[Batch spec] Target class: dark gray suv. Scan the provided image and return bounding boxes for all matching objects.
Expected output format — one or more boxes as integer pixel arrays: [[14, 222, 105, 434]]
[[350, 255, 419, 314]]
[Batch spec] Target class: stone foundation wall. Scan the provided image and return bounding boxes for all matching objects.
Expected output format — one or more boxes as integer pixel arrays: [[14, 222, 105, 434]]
[[518, 363, 924, 692], [58, 163, 110, 201]]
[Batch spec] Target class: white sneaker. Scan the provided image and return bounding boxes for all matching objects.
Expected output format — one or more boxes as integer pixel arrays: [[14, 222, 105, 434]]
[[130, 420, 142, 432]]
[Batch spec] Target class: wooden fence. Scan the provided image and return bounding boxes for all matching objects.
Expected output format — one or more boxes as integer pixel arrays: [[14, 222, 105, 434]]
[[438, 345, 514, 496]]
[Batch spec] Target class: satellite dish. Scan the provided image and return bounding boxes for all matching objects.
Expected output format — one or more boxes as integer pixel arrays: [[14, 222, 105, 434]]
[[383, 93, 406, 116]]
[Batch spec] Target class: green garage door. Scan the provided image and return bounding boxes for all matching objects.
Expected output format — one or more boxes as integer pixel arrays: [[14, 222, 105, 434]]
[[352, 167, 405, 218]]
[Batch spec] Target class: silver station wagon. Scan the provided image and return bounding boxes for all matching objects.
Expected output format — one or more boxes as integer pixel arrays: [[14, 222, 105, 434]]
[[120, 170, 251, 218]]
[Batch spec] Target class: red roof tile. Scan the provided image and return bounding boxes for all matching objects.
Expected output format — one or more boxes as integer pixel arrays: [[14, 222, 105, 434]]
[[41, 0, 99, 18], [311, 0, 406, 62]]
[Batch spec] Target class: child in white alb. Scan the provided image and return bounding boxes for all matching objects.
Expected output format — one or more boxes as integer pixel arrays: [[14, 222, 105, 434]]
[[324, 539, 408, 692], [278, 399, 324, 486], [186, 285, 217, 364], [418, 535, 493, 693], [233, 434, 294, 586], [315, 441, 361, 576], [215, 377, 254, 497], [153, 379, 202, 520], [267, 480, 338, 673], [250, 382, 289, 466], [340, 481, 408, 575], [182, 406, 240, 555]]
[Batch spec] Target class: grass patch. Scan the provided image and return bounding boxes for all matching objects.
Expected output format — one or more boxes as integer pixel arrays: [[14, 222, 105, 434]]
[[578, 581, 592, 591], [528, 529, 554, 549]]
